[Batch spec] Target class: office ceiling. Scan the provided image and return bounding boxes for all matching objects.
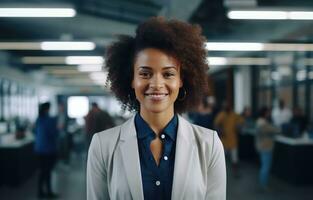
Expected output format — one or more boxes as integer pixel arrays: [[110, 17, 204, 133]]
[[1, 0, 313, 92]]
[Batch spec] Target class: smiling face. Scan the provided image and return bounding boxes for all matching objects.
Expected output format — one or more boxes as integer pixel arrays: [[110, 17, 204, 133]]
[[132, 48, 182, 117]]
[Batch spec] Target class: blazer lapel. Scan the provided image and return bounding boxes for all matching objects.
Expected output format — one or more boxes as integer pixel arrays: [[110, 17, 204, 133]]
[[171, 116, 196, 200], [120, 116, 144, 200]]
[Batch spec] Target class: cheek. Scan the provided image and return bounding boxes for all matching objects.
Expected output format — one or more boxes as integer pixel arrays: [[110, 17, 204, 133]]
[[172, 80, 182, 91], [132, 78, 146, 96]]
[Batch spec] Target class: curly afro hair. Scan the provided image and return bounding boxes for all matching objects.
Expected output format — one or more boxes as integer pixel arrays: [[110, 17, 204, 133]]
[[105, 17, 209, 113]]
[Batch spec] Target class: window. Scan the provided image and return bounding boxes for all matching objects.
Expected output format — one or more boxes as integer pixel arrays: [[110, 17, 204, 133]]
[[67, 96, 89, 119]]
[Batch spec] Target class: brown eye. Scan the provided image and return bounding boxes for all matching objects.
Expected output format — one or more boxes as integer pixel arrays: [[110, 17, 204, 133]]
[[163, 71, 175, 78], [139, 71, 151, 78]]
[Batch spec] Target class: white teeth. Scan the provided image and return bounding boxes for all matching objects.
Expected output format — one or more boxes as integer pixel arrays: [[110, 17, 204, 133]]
[[146, 94, 166, 97]]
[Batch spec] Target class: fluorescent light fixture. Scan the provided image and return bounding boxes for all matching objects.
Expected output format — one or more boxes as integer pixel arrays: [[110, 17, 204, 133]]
[[263, 43, 313, 51], [0, 8, 76, 17], [228, 10, 313, 20], [46, 69, 82, 75], [206, 42, 264, 51], [66, 56, 104, 65], [22, 56, 104, 64], [205, 42, 313, 51], [289, 12, 313, 20], [78, 65, 103, 72], [228, 11, 288, 20], [89, 72, 108, 86], [0, 42, 40, 50], [0, 41, 95, 50], [207, 57, 270, 66], [41, 42, 95, 50], [207, 57, 227, 65], [89, 72, 108, 81], [22, 56, 66, 64]]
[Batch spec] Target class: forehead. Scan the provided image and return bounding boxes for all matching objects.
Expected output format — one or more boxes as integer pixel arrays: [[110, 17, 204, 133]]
[[134, 48, 180, 69]]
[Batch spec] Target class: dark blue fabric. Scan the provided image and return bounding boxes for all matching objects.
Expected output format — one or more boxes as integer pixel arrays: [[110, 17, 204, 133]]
[[135, 114, 178, 200], [34, 115, 58, 154]]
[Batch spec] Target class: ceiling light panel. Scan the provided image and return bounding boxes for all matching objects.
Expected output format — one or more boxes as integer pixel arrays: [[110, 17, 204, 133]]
[[22, 56, 66, 64], [78, 65, 103, 72], [0, 42, 95, 50], [207, 57, 270, 66], [22, 56, 104, 64], [228, 10, 313, 20], [205, 42, 313, 51], [41, 42, 95, 50], [0, 42, 40, 50], [206, 42, 264, 51], [289, 11, 313, 20], [66, 56, 104, 65], [0, 8, 76, 17], [228, 11, 288, 20]]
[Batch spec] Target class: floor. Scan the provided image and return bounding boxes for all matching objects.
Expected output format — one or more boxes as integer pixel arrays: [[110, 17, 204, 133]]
[[1, 154, 312, 200]]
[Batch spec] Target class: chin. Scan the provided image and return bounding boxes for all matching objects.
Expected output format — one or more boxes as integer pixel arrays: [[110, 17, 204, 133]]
[[142, 104, 172, 114]]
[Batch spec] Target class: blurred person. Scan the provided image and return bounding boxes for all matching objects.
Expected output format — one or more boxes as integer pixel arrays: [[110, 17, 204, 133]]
[[241, 106, 255, 130], [271, 99, 292, 128], [255, 106, 280, 191], [56, 103, 70, 164], [290, 106, 308, 135], [191, 97, 217, 129], [87, 17, 226, 200], [34, 102, 59, 199], [85, 102, 115, 148], [214, 102, 244, 177]]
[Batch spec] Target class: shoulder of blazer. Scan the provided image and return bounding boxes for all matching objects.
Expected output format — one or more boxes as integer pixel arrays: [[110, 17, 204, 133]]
[[178, 116, 224, 171], [93, 116, 135, 166], [180, 116, 220, 158], [179, 115, 217, 143]]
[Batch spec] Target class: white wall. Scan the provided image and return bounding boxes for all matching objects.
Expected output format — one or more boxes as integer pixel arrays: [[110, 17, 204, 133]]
[[234, 66, 252, 113]]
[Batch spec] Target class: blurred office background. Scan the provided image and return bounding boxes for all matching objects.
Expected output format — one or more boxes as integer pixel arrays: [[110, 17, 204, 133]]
[[0, 0, 313, 199]]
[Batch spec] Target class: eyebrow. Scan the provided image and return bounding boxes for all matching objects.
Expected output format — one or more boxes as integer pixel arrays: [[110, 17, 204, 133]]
[[137, 66, 178, 70]]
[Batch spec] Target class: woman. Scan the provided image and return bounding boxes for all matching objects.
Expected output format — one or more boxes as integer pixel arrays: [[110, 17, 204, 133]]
[[255, 107, 280, 190], [87, 17, 226, 200]]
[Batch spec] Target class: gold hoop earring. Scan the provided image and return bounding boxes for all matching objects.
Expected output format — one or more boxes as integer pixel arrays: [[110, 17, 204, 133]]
[[178, 87, 187, 101]]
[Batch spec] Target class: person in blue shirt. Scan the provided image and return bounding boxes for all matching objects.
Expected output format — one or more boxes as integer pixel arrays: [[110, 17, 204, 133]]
[[87, 17, 226, 200], [34, 102, 59, 198]]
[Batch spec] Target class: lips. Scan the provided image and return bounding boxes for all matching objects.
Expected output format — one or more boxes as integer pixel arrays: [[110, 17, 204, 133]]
[[144, 93, 168, 101]]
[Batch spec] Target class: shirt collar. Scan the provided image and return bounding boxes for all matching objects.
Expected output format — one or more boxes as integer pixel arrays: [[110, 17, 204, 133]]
[[135, 113, 178, 141]]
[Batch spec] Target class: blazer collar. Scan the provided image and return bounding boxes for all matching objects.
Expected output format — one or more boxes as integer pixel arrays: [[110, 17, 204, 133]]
[[119, 115, 195, 200], [120, 115, 144, 200], [171, 115, 196, 200]]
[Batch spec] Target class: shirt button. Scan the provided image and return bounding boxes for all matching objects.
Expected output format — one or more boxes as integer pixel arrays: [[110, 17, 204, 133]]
[[155, 181, 161, 186], [161, 134, 165, 139], [164, 156, 168, 160]]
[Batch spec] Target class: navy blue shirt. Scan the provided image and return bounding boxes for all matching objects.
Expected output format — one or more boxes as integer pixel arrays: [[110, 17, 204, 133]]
[[135, 114, 178, 200]]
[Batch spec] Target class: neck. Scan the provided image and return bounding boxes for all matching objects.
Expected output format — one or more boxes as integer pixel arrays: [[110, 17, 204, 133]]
[[140, 110, 175, 136]]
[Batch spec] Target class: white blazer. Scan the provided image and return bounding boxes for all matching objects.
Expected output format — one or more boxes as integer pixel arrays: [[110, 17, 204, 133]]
[[87, 115, 226, 200]]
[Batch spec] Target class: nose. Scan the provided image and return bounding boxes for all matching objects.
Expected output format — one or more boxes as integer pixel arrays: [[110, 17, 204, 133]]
[[149, 74, 164, 89]]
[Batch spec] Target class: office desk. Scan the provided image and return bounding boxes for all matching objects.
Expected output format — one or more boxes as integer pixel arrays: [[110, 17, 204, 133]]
[[0, 133, 37, 187], [272, 135, 313, 185]]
